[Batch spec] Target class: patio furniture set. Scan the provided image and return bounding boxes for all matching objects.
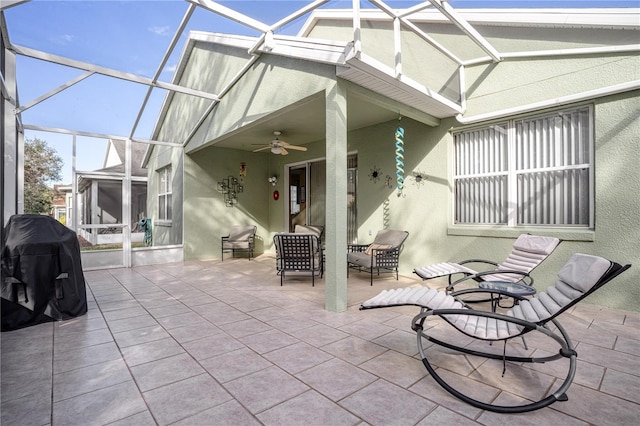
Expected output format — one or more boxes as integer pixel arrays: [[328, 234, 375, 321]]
[[220, 226, 632, 413]]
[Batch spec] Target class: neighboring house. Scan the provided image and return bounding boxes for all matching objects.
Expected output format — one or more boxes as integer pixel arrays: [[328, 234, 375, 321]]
[[145, 6, 639, 312], [51, 184, 72, 224], [78, 139, 148, 245]]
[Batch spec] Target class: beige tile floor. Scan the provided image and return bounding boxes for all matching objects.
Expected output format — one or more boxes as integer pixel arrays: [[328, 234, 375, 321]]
[[1, 255, 639, 425]]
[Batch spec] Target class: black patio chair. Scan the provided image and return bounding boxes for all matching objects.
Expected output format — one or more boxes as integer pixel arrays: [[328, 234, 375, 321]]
[[347, 230, 409, 285], [273, 233, 323, 286]]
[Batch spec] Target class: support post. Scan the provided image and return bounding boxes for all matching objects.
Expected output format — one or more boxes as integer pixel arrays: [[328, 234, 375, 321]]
[[324, 80, 348, 312]]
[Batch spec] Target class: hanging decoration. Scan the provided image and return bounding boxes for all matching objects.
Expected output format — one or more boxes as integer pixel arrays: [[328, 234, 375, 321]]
[[369, 165, 382, 183], [384, 174, 393, 188], [395, 117, 405, 197], [239, 162, 247, 179]]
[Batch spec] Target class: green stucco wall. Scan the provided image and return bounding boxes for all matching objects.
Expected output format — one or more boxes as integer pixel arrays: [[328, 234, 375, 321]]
[[183, 147, 271, 260]]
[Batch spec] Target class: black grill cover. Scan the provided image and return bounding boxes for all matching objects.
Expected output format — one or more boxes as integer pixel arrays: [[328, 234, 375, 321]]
[[1, 215, 87, 331]]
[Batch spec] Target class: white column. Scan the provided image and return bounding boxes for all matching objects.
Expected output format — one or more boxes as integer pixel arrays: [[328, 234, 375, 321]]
[[324, 80, 348, 312], [123, 138, 132, 268]]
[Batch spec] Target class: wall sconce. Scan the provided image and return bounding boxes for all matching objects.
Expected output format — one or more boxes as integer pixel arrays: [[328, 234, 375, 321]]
[[268, 176, 278, 186], [217, 176, 243, 207]]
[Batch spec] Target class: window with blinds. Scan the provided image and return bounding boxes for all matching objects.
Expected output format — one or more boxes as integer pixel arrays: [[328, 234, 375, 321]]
[[454, 106, 593, 228]]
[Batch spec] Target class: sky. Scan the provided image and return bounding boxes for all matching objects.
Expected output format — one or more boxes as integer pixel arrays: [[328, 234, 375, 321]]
[[4, 0, 639, 183]]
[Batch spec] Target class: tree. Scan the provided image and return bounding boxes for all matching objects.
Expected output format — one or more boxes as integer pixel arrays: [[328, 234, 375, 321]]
[[24, 137, 63, 214]]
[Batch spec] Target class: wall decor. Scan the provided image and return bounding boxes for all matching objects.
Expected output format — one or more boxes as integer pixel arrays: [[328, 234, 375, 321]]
[[410, 171, 427, 188], [369, 165, 382, 183], [395, 120, 405, 197], [217, 176, 243, 207]]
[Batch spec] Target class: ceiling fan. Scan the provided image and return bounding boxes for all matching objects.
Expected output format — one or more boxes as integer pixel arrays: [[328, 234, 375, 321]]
[[252, 131, 307, 155]]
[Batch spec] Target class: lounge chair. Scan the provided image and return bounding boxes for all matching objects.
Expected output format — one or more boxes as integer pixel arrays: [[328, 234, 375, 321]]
[[414, 234, 560, 300], [273, 233, 323, 286], [221, 225, 257, 261], [361, 253, 631, 413], [347, 230, 409, 285]]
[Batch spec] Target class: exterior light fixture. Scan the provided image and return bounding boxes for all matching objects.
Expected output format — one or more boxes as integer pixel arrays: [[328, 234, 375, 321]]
[[268, 176, 278, 186]]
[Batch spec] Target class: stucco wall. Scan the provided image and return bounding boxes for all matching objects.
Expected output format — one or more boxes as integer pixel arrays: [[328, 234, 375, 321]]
[[186, 53, 336, 153], [183, 147, 271, 260]]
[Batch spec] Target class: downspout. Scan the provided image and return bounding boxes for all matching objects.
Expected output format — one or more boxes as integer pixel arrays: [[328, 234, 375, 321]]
[[455, 80, 640, 125]]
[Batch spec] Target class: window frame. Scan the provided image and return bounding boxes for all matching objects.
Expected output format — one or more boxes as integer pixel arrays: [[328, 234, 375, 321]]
[[451, 105, 595, 231], [157, 166, 172, 223]]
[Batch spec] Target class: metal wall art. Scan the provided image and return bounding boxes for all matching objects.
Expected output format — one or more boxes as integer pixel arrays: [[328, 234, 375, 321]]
[[369, 165, 382, 183], [217, 176, 243, 207]]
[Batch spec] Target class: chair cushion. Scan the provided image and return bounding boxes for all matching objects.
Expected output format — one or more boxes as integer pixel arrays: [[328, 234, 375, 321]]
[[228, 225, 255, 242], [373, 230, 408, 247], [557, 253, 611, 292], [365, 243, 392, 256], [414, 262, 477, 280], [294, 225, 323, 239], [512, 234, 560, 255]]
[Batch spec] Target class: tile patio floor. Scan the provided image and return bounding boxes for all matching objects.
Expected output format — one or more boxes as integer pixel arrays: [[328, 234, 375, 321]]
[[2, 255, 639, 425]]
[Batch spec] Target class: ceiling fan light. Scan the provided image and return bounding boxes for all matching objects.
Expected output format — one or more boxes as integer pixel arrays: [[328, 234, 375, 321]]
[[271, 146, 282, 155]]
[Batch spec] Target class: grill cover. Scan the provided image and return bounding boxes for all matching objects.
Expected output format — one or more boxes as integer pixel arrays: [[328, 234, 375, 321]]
[[1, 215, 87, 331]]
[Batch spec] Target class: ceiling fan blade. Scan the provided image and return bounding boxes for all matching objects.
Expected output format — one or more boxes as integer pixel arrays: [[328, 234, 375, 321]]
[[280, 147, 289, 155], [283, 145, 307, 152], [253, 146, 270, 152]]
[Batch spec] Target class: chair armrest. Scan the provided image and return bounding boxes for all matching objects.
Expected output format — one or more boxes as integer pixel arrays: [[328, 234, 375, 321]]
[[459, 259, 500, 268], [412, 306, 538, 336], [475, 269, 533, 286], [371, 246, 400, 256], [450, 287, 533, 302]]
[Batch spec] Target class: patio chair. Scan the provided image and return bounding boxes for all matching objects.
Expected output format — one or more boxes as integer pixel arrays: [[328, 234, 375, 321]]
[[347, 230, 409, 285], [361, 253, 631, 413], [273, 233, 323, 286], [221, 225, 257, 261], [413, 234, 560, 302]]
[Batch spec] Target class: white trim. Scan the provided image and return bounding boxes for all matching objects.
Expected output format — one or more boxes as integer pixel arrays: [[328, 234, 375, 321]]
[[300, 8, 640, 35], [455, 80, 640, 124], [0, 0, 29, 11], [23, 124, 182, 147], [11, 44, 220, 101]]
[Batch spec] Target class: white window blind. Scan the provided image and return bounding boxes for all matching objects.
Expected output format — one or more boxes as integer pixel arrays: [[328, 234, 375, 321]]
[[454, 106, 593, 228]]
